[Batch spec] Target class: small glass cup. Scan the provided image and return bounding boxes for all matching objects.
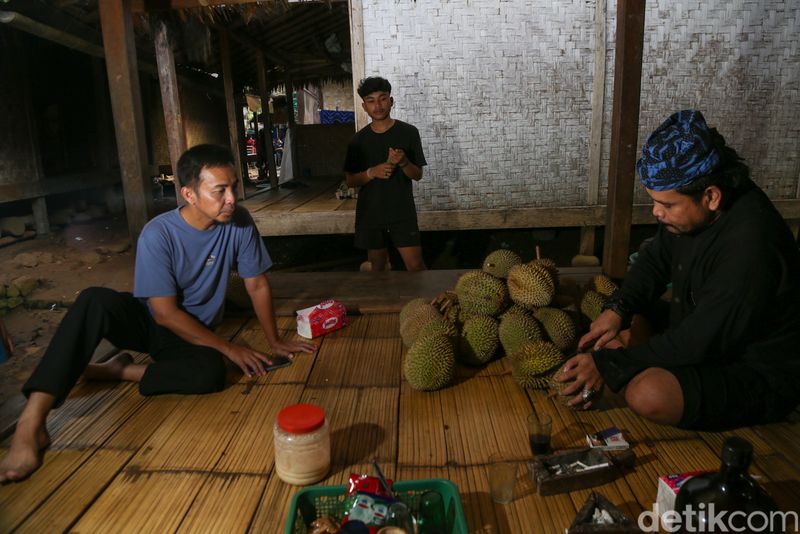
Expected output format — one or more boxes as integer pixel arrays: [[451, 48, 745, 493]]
[[527, 412, 552, 456], [488, 454, 517, 504]]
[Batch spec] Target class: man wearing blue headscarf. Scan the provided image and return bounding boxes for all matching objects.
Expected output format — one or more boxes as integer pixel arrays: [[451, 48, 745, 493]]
[[558, 110, 800, 430]]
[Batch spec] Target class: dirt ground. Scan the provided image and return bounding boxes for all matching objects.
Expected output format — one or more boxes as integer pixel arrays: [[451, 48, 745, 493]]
[[0, 215, 135, 425]]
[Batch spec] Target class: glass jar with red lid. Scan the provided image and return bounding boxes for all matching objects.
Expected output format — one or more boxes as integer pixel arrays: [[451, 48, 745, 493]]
[[273, 403, 330, 485]]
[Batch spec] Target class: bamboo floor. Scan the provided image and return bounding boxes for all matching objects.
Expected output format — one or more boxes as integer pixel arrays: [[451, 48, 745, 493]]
[[2, 278, 800, 533]]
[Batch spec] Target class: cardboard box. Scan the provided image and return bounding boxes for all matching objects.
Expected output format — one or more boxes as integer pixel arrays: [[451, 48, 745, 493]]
[[655, 471, 713, 529], [296, 300, 347, 339]]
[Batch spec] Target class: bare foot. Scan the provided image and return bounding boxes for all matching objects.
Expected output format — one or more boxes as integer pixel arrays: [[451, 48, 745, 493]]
[[84, 352, 134, 381], [0, 419, 51, 483]]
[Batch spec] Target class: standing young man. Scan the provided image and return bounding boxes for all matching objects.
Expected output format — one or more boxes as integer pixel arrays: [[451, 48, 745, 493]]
[[344, 77, 427, 271], [0, 144, 315, 483]]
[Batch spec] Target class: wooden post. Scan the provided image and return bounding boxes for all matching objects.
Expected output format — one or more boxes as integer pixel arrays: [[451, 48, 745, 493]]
[[14, 30, 49, 235], [601, 0, 646, 279], [98, 0, 152, 242], [348, 0, 368, 130], [92, 58, 124, 215], [580, 0, 608, 258], [219, 30, 246, 200], [256, 51, 278, 189], [285, 74, 298, 181], [154, 18, 187, 203]]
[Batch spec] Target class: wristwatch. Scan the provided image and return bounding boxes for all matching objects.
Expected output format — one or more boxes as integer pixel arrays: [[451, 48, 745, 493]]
[[601, 289, 633, 328]]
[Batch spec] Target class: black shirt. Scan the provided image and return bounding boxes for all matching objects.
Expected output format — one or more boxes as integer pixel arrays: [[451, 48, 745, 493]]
[[343, 120, 427, 228], [594, 181, 800, 393]]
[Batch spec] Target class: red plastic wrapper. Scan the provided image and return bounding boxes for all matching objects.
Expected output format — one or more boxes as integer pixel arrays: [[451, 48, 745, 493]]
[[341, 474, 395, 533], [296, 299, 348, 339]]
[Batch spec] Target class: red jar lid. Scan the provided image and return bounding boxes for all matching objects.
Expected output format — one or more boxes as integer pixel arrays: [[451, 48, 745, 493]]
[[277, 403, 325, 434]]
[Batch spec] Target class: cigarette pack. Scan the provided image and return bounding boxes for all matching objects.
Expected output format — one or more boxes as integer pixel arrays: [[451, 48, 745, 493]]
[[586, 427, 629, 451], [296, 299, 348, 339]]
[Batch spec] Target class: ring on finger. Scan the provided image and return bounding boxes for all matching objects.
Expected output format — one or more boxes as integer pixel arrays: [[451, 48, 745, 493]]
[[581, 387, 597, 402]]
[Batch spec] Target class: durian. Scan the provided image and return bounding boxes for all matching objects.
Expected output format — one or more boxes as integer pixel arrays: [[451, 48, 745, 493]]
[[458, 316, 499, 366], [498, 303, 533, 321], [400, 304, 442, 347], [507, 263, 556, 309], [591, 274, 618, 297], [499, 313, 543, 356], [404, 333, 456, 391], [454, 270, 509, 316], [548, 361, 575, 406], [580, 289, 607, 322], [418, 317, 458, 343], [533, 307, 577, 352], [531, 257, 559, 286], [482, 249, 523, 279], [510, 340, 564, 389], [400, 297, 429, 325]]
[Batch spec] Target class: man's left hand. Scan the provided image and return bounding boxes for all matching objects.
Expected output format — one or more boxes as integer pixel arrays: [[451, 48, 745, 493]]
[[270, 339, 317, 359], [388, 147, 407, 166], [557, 353, 604, 410]]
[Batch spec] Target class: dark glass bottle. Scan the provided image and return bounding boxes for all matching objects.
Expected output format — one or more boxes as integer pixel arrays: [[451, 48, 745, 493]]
[[674, 437, 783, 533]]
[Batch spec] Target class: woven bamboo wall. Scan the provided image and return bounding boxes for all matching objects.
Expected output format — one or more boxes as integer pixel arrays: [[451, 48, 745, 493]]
[[360, 0, 800, 210]]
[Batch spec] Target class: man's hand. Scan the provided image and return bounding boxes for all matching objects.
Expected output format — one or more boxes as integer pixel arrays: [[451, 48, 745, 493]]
[[269, 339, 317, 358], [557, 353, 605, 409], [224, 343, 276, 377], [387, 147, 407, 166], [578, 309, 623, 351], [369, 162, 396, 180]]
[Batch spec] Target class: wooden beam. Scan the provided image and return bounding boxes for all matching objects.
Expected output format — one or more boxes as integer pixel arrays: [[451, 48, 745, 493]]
[[219, 30, 246, 200], [131, 0, 347, 12], [247, 200, 800, 237], [348, 0, 367, 130], [256, 51, 279, 189], [0, 171, 121, 203], [154, 18, 187, 202], [602, 0, 646, 279], [99, 0, 153, 242]]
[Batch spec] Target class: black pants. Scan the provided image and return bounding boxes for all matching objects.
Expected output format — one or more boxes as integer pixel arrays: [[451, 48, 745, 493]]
[[23, 287, 226, 407]]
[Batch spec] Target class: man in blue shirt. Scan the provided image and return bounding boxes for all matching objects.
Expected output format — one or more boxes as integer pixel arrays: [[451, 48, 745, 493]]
[[0, 144, 315, 483]]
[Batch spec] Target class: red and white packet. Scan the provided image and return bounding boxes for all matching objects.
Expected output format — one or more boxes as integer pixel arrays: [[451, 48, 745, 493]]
[[296, 299, 348, 339]]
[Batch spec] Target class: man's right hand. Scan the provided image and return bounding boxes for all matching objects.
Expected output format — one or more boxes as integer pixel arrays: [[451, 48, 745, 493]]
[[369, 162, 395, 180], [224, 343, 275, 377], [578, 309, 623, 352]]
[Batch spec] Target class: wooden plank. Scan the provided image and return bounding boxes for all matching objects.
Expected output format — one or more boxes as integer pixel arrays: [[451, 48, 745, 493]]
[[0, 170, 120, 203], [248, 200, 800, 236], [154, 18, 187, 196], [219, 30, 246, 200], [98, 0, 153, 242], [261, 179, 341, 213], [602, 0, 646, 279]]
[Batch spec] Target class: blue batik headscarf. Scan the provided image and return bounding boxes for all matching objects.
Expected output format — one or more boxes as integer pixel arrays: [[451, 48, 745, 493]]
[[637, 110, 724, 191]]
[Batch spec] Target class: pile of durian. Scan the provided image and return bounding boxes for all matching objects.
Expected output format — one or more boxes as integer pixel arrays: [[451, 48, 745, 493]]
[[399, 249, 618, 393]]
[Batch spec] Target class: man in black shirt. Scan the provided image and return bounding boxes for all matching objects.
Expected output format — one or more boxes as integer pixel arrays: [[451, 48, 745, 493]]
[[558, 110, 800, 430], [344, 77, 427, 271]]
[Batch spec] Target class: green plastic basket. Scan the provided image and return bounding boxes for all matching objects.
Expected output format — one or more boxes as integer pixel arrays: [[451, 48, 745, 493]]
[[284, 478, 468, 534]]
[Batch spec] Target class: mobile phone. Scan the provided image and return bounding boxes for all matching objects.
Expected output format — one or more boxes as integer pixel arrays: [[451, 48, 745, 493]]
[[265, 355, 293, 371]]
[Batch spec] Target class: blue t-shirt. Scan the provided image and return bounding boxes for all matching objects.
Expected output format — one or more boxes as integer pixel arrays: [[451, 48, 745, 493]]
[[134, 206, 272, 327]]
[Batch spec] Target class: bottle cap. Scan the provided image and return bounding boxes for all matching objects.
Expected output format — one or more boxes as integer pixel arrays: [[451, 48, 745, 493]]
[[721, 436, 753, 469], [277, 403, 325, 434]]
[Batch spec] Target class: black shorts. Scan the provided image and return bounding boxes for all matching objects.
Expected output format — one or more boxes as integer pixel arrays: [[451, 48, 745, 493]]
[[354, 220, 421, 250], [673, 363, 797, 430]]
